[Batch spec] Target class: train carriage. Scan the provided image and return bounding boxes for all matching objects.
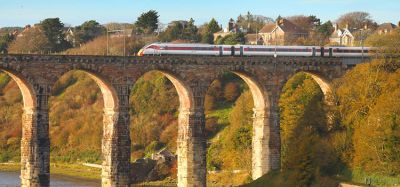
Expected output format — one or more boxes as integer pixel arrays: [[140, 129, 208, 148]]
[[137, 43, 372, 58]]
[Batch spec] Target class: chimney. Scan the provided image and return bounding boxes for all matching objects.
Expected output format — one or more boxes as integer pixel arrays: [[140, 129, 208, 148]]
[[334, 24, 338, 31], [228, 18, 235, 32], [345, 23, 349, 29], [364, 23, 368, 30]]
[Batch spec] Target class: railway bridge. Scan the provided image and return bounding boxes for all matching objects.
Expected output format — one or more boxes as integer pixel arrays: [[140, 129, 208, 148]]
[[0, 54, 369, 187]]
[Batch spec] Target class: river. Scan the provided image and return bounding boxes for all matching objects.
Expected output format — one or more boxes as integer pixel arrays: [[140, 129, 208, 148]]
[[0, 172, 100, 187]]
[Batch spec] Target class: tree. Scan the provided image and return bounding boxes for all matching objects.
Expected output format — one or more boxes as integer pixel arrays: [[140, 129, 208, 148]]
[[307, 21, 335, 45], [276, 15, 283, 22], [317, 21, 334, 38], [224, 82, 240, 102], [207, 18, 221, 34], [334, 57, 400, 176], [336, 11, 377, 29], [159, 21, 184, 42], [159, 19, 200, 42], [8, 27, 50, 54], [40, 18, 71, 52], [0, 34, 14, 53], [236, 12, 273, 33], [201, 18, 221, 44], [75, 20, 105, 45], [182, 18, 199, 42], [287, 15, 321, 31], [135, 10, 159, 34], [216, 33, 245, 45]]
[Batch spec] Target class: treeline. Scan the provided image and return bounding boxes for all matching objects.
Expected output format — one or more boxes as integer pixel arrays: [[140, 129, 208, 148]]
[[0, 10, 385, 55]]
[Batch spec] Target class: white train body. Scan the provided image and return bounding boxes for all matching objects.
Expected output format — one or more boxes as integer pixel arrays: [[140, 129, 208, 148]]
[[138, 43, 373, 57]]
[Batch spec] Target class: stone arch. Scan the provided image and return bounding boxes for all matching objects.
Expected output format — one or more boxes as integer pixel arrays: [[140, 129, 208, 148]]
[[133, 69, 194, 110], [132, 69, 196, 187], [0, 68, 49, 186], [290, 70, 333, 104], [159, 70, 194, 110], [52, 69, 119, 115], [51, 69, 121, 186], [232, 71, 268, 110], [209, 70, 276, 180], [0, 68, 36, 110], [282, 70, 335, 122], [54, 69, 119, 110]]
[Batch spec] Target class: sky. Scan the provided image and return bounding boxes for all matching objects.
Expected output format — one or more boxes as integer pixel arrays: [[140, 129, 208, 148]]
[[0, 0, 399, 28]]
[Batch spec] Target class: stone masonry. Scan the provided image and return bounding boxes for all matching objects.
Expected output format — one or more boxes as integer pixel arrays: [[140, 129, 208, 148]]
[[0, 54, 368, 187]]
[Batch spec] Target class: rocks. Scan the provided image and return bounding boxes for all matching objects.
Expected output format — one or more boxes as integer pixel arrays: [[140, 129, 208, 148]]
[[130, 148, 177, 183]]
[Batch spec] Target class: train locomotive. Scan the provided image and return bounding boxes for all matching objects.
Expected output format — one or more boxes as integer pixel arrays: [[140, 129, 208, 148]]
[[137, 43, 372, 57]]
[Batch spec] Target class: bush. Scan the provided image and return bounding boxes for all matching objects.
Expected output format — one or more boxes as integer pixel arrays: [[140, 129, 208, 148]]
[[145, 141, 164, 156], [233, 127, 252, 150], [224, 82, 240, 102]]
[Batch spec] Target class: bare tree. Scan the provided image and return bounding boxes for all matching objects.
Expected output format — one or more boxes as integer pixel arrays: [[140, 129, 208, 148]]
[[336, 11, 377, 29]]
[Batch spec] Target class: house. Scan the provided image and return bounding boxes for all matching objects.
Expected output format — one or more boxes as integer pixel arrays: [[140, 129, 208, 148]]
[[64, 27, 76, 47], [258, 19, 308, 45], [329, 24, 355, 46], [258, 23, 276, 45], [375, 22, 398, 35], [213, 18, 247, 42], [17, 25, 34, 38], [244, 33, 263, 45]]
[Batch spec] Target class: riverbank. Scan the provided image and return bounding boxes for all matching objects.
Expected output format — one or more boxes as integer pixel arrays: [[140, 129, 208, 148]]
[[0, 162, 101, 186]]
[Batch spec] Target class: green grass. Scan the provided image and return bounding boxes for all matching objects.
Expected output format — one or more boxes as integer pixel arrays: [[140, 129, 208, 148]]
[[241, 171, 291, 187], [0, 162, 101, 181], [207, 107, 232, 125], [242, 171, 344, 187], [0, 163, 20, 172], [341, 168, 400, 187]]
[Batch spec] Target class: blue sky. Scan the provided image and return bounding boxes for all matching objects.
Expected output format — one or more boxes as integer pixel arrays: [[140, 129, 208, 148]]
[[0, 0, 399, 27]]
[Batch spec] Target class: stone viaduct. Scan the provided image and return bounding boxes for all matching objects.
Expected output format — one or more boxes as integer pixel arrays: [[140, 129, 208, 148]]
[[0, 54, 369, 187]]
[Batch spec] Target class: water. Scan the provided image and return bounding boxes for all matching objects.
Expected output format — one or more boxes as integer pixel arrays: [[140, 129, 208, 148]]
[[0, 172, 99, 187]]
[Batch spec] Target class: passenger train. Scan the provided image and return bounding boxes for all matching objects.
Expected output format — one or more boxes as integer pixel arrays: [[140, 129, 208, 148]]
[[137, 43, 373, 57]]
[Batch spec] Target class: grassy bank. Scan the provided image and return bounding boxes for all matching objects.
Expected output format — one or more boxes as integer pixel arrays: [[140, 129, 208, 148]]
[[0, 162, 101, 181]]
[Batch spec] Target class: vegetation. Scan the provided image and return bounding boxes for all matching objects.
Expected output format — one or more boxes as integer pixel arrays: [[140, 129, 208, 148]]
[[0, 163, 101, 181], [0, 33, 14, 53], [40, 18, 72, 52], [200, 18, 222, 44], [73, 20, 106, 45], [336, 11, 377, 30], [215, 33, 245, 45], [159, 18, 200, 42], [8, 26, 50, 54], [236, 12, 274, 33], [129, 71, 179, 159], [135, 10, 160, 34]]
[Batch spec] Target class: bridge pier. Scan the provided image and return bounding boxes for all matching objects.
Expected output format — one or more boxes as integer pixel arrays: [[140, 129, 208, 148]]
[[101, 108, 131, 187], [177, 108, 206, 187], [251, 94, 281, 180], [20, 85, 50, 187]]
